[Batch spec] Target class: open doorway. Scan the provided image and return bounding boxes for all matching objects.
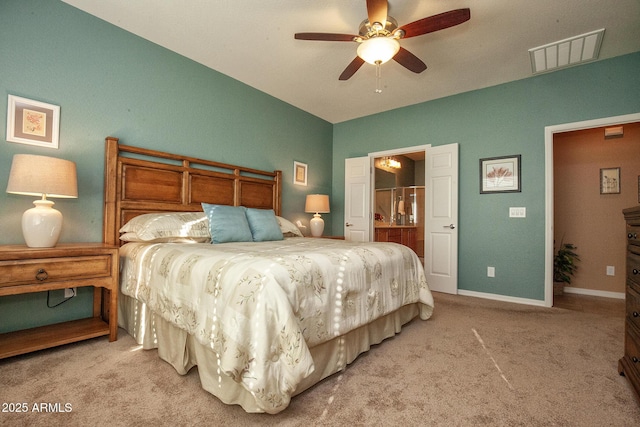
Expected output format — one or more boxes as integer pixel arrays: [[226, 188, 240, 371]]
[[544, 112, 640, 307], [346, 144, 458, 294], [372, 151, 426, 261]]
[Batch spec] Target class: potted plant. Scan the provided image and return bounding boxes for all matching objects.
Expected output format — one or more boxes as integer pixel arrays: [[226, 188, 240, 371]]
[[553, 242, 580, 296]]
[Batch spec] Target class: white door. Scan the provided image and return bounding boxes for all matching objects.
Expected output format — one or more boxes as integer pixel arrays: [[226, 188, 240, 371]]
[[344, 157, 371, 242], [425, 143, 459, 294]]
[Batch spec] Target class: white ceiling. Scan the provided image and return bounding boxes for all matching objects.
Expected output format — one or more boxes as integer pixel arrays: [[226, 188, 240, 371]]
[[61, 0, 640, 124]]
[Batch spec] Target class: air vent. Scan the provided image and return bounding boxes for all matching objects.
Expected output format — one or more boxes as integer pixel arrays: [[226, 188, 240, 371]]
[[529, 29, 605, 74]]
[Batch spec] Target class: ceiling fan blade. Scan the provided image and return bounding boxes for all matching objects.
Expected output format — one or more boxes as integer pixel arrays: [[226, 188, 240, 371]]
[[339, 57, 366, 80], [366, 0, 388, 26], [393, 47, 427, 73], [295, 33, 357, 42], [398, 8, 470, 39]]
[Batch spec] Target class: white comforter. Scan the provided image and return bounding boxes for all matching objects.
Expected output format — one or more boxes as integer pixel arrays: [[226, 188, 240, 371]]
[[119, 237, 433, 412]]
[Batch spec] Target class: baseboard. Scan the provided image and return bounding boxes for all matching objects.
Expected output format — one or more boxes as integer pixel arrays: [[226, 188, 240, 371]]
[[563, 286, 625, 300], [456, 289, 547, 307]]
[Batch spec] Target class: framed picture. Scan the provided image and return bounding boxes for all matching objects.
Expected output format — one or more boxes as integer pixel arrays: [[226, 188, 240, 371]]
[[293, 161, 307, 186], [6, 95, 60, 149], [600, 167, 620, 194], [480, 155, 521, 194]]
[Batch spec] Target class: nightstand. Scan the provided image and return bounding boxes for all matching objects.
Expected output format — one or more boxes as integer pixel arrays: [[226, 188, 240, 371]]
[[0, 243, 119, 359], [308, 235, 345, 240]]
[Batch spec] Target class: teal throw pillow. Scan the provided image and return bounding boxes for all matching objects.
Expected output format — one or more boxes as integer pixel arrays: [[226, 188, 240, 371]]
[[245, 208, 284, 242], [201, 203, 253, 244]]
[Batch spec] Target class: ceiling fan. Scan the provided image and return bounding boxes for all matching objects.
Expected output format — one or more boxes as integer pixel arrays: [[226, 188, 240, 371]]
[[295, 0, 470, 83]]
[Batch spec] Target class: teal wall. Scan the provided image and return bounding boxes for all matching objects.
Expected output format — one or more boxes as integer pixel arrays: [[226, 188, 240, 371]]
[[1, 1, 639, 334], [0, 1, 332, 333], [332, 52, 640, 301]]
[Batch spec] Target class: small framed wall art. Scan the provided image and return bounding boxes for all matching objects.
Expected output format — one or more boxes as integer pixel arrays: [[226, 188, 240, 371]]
[[600, 167, 620, 194], [480, 155, 521, 194], [6, 95, 60, 149], [293, 161, 307, 186]]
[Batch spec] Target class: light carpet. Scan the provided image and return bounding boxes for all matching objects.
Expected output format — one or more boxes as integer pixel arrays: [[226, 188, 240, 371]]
[[2, 293, 639, 426]]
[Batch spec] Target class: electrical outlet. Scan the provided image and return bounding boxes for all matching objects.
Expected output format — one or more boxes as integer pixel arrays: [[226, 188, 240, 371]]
[[606, 266, 615, 276], [509, 207, 526, 218], [64, 288, 76, 298], [487, 266, 495, 277]]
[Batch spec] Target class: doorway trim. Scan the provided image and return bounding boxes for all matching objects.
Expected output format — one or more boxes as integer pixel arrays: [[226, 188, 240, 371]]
[[544, 112, 640, 307]]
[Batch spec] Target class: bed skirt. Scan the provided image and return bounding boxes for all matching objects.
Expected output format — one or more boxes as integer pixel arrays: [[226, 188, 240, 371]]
[[118, 293, 423, 413]]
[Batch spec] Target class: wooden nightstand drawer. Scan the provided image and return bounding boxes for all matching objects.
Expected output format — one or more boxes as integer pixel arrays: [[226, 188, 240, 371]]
[[0, 243, 119, 359], [0, 255, 113, 287]]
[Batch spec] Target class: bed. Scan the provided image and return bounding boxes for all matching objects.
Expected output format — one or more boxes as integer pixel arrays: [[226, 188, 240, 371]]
[[103, 137, 434, 413]]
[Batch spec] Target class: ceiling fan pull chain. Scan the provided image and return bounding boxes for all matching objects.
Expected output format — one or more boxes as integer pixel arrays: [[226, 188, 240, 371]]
[[375, 61, 382, 93]]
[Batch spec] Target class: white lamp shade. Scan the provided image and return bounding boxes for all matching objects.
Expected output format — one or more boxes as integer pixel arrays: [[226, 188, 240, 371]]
[[305, 194, 330, 214], [357, 36, 400, 65], [6, 154, 78, 198], [6, 154, 78, 247]]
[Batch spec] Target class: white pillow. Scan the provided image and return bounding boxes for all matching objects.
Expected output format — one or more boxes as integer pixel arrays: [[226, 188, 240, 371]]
[[119, 212, 210, 243], [276, 216, 303, 237]]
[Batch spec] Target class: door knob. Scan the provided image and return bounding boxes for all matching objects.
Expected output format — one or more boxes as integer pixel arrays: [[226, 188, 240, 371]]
[[445, 224, 456, 229], [345, 222, 353, 227]]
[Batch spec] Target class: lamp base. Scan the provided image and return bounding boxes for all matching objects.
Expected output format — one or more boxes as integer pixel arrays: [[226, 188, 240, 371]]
[[309, 213, 325, 237], [22, 199, 63, 248]]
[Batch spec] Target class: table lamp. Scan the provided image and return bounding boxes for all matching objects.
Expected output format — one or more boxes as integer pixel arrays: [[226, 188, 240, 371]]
[[305, 194, 330, 237], [6, 154, 78, 247]]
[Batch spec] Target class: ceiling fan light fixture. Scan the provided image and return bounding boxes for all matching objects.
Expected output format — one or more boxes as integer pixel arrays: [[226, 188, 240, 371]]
[[357, 36, 400, 65]]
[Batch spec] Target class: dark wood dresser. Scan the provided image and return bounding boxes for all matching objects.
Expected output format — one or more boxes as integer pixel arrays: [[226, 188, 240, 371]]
[[620, 206, 640, 399], [375, 226, 419, 255]]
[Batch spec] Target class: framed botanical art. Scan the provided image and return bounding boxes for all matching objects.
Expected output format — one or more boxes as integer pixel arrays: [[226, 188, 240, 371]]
[[600, 167, 620, 194], [6, 95, 60, 149], [293, 161, 307, 186], [480, 155, 521, 194]]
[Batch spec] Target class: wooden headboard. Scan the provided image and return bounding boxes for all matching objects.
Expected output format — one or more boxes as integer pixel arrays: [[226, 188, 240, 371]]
[[103, 136, 282, 245]]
